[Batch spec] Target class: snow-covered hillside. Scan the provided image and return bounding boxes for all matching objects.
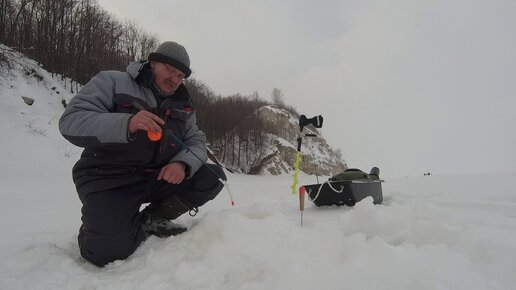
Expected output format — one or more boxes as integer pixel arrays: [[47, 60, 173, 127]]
[[1, 45, 516, 290], [216, 105, 347, 176], [0, 44, 79, 165], [254, 106, 346, 176]]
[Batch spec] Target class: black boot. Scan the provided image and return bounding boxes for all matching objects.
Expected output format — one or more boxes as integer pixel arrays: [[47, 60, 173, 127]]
[[141, 195, 196, 238]]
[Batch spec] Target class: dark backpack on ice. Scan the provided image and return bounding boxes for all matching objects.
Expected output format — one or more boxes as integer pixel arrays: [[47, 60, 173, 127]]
[[302, 167, 383, 207]]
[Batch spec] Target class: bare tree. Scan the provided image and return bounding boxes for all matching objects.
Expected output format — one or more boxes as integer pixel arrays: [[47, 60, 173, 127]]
[[271, 88, 284, 107], [122, 19, 141, 62], [1, 0, 163, 85], [139, 32, 159, 60]]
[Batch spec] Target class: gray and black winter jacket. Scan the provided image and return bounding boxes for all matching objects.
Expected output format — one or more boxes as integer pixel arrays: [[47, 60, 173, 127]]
[[59, 61, 207, 193]]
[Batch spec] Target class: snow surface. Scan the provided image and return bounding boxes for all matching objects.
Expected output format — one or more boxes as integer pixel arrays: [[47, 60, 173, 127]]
[[1, 47, 516, 290]]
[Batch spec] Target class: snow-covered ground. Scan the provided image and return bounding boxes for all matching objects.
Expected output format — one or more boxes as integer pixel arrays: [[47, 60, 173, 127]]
[[1, 46, 516, 289]]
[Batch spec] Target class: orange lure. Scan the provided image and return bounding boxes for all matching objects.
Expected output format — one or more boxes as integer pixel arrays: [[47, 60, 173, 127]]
[[147, 131, 162, 141]]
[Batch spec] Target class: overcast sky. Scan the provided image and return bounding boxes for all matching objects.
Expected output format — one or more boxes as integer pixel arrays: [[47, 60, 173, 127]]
[[97, 0, 516, 177]]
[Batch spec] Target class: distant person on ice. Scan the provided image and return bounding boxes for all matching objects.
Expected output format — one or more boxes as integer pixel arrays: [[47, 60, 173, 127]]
[[59, 41, 226, 267]]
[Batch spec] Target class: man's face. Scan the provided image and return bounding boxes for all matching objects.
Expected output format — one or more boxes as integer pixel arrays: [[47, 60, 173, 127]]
[[150, 61, 186, 94]]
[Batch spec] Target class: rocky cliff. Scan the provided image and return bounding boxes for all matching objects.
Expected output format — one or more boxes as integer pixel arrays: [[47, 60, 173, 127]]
[[217, 106, 347, 176]]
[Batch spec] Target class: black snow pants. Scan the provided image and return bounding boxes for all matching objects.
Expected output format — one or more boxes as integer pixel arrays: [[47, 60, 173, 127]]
[[76, 164, 225, 267]]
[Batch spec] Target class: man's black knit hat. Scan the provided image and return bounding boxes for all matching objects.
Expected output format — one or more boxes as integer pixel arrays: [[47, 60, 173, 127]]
[[148, 41, 191, 78]]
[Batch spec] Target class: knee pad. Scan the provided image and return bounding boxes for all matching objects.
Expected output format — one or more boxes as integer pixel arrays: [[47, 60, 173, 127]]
[[78, 227, 144, 267]]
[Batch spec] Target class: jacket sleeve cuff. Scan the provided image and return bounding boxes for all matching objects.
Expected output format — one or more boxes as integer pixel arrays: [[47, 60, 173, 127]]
[[177, 161, 190, 177], [127, 115, 137, 142]]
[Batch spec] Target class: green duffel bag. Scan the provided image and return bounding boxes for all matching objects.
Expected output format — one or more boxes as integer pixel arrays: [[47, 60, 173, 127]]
[[329, 167, 380, 181]]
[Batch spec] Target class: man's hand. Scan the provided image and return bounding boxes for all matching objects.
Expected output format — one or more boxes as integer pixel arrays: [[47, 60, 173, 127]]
[[158, 162, 187, 184], [128, 111, 165, 133]]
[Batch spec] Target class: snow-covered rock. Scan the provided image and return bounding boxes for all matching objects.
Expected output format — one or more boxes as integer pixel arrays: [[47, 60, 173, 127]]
[[220, 105, 347, 176]]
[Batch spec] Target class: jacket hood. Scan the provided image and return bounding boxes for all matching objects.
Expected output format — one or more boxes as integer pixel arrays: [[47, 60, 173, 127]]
[[126, 61, 146, 79]]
